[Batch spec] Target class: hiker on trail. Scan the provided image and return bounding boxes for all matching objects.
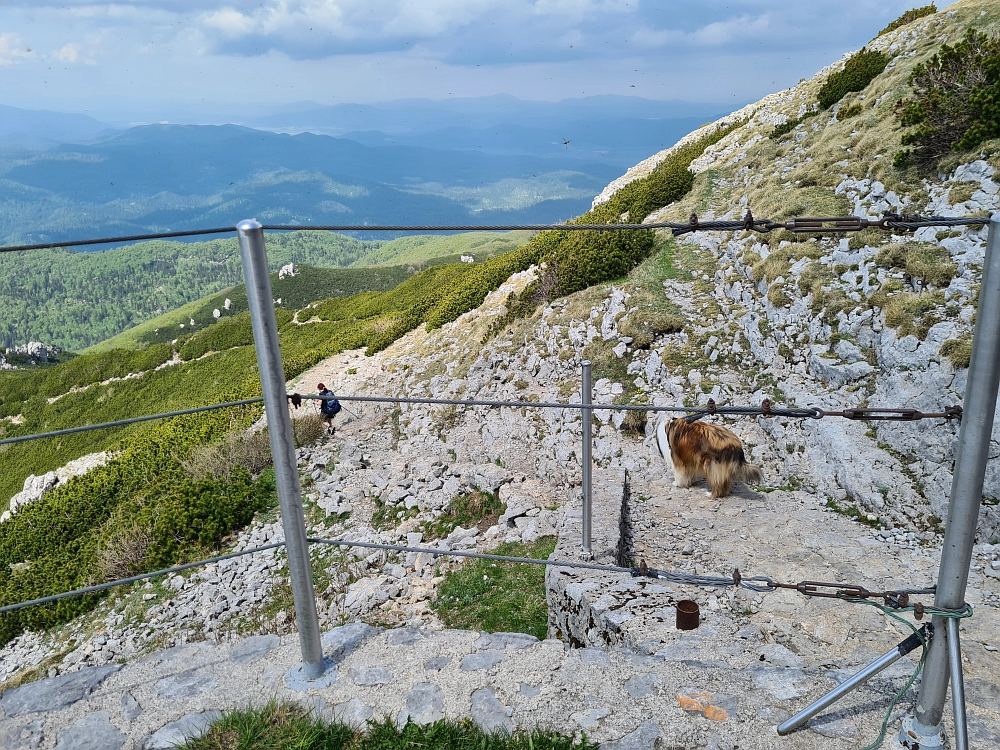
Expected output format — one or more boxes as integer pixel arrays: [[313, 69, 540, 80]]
[[316, 382, 342, 434]]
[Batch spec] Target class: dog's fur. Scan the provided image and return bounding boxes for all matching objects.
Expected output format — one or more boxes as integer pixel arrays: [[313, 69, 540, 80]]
[[656, 418, 762, 498]]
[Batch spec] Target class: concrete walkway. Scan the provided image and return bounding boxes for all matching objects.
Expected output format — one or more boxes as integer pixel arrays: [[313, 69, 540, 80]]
[[5, 614, 1000, 750]]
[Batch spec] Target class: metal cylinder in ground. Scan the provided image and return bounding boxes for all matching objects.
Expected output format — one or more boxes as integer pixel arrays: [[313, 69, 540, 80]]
[[581, 360, 592, 554], [907, 213, 1000, 743], [676, 600, 700, 630], [237, 219, 325, 680]]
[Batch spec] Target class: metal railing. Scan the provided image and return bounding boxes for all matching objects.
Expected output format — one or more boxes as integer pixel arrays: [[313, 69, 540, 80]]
[[2, 214, 995, 748]]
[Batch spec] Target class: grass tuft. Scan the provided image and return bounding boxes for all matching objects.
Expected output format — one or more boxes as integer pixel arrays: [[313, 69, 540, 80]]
[[422, 491, 506, 541], [432, 537, 556, 640], [181, 703, 598, 750]]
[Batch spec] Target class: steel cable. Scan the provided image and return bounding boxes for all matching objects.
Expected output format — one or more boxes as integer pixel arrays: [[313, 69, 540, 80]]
[[0, 214, 990, 253], [0, 541, 285, 615], [2, 392, 960, 447], [0, 398, 265, 447]]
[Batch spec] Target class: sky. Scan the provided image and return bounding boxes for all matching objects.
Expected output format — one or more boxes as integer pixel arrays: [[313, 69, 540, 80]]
[[0, 0, 931, 122]]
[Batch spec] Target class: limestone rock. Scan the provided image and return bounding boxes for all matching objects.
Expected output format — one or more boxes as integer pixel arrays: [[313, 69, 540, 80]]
[[55, 712, 125, 750], [471, 687, 513, 733], [0, 665, 121, 717], [399, 683, 444, 726], [140, 711, 222, 750]]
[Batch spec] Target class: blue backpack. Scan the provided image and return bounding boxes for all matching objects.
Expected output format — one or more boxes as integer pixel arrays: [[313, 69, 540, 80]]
[[320, 391, 341, 416]]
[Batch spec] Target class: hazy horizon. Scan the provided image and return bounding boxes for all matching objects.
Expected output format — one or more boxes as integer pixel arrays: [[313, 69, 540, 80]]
[[1, 1, 930, 123]]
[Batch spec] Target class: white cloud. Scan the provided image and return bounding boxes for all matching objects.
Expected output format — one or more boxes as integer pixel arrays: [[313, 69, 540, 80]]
[[691, 14, 770, 46], [202, 8, 259, 37], [53, 43, 81, 63], [631, 14, 770, 49], [0, 32, 35, 66]]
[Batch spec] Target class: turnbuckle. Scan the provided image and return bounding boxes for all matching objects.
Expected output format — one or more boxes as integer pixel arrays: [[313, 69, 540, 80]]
[[779, 216, 880, 233], [779, 580, 873, 599], [816, 407, 962, 422]]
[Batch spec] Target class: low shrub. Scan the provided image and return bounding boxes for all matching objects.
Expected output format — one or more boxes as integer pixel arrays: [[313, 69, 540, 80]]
[[770, 111, 818, 140], [879, 5, 936, 36], [95, 524, 153, 582], [818, 48, 889, 109], [181, 428, 273, 481], [897, 30, 1000, 170], [292, 413, 326, 448], [768, 283, 792, 307], [620, 407, 648, 437]]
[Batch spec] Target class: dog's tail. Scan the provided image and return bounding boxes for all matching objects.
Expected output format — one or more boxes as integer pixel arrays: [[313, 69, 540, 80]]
[[655, 419, 669, 460], [735, 459, 763, 486]]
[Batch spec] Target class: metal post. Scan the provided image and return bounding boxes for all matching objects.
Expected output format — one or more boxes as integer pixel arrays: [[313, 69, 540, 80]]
[[581, 360, 593, 554], [904, 212, 1000, 746], [237, 219, 325, 680], [947, 617, 969, 750], [778, 624, 931, 736]]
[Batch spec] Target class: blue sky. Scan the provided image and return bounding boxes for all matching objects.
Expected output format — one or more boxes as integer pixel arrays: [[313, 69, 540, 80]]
[[0, 0, 929, 121]]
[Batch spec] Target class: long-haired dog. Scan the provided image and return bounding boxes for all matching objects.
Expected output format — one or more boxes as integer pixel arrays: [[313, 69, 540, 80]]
[[656, 417, 762, 498]]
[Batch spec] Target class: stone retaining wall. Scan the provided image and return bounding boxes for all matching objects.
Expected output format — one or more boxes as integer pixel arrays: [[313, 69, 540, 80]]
[[546, 469, 634, 648]]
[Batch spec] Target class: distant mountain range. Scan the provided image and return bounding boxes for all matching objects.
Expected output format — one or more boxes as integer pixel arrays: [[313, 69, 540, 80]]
[[0, 105, 116, 151], [0, 96, 734, 247], [243, 95, 732, 164]]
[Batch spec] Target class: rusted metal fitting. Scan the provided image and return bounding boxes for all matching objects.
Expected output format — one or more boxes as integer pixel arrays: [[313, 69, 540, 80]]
[[944, 405, 963, 420], [706, 398, 717, 415], [742, 209, 755, 231], [676, 600, 700, 630], [761, 399, 772, 416], [688, 213, 700, 231], [914, 602, 925, 620], [732, 568, 742, 587], [779, 580, 873, 599], [885, 592, 910, 609]]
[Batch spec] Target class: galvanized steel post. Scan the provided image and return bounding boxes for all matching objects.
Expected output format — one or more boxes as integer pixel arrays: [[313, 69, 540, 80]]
[[581, 360, 592, 553], [237, 219, 325, 680], [903, 213, 1000, 746]]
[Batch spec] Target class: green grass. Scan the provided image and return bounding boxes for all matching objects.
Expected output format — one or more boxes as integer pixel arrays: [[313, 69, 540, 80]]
[[421, 491, 505, 541], [432, 537, 556, 640], [354, 232, 535, 267], [180, 703, 598, 750], [825, 498, 884, 528]]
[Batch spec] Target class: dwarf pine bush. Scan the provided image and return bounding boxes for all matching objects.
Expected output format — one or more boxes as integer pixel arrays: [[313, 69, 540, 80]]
[[818, 48, 889, 109], [878, 5, 936, 37], [896, 29, 1000, 170]]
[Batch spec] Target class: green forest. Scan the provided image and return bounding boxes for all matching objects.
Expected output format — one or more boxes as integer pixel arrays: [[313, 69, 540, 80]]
[[0, 232, 379, 351]]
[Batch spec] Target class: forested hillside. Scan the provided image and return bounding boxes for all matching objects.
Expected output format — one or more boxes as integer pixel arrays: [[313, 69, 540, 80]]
[[0, 232, 378, 351]]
